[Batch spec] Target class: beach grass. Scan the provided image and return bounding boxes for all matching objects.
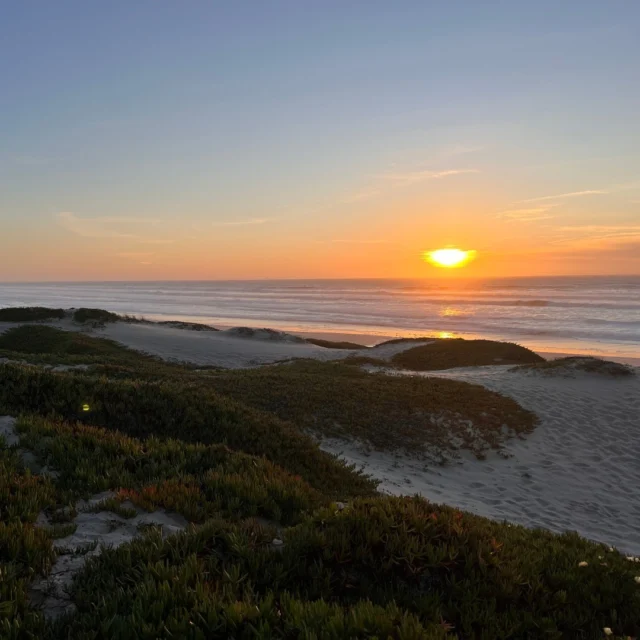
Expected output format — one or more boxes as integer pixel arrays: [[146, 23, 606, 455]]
[[392, 338, 545, 371]]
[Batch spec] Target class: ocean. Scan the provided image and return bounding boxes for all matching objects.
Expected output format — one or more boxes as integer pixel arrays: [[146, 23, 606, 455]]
[[1, 276, 639, 360]]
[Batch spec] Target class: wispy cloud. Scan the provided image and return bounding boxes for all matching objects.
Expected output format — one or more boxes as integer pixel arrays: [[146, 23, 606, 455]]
[[211, 217, 275, 227], [342, 189, 382, 204], [57, 212, 172, 244], [498, 204, 558, 222], [330, 239, 395, 245], [381, 168, 479, 187], [116, 251, 155, 259], [518, 190, 608, 204], [550, 224, 640, 248], [343, 167, 479, 203]]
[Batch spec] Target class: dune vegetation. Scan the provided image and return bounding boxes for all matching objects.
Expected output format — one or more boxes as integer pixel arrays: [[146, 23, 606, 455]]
[[0, 306, 66, 322], [207, 360, 537, 461], [515, 356, 636, 377], [1, 318, 639, 637], [392, 339, 545, 371], [305, 338, 366, 349], [71, 307, 121, 325]]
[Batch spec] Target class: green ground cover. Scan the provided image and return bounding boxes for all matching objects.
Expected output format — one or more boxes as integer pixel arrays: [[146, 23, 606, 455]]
[[1, 319, 638, 638], [0, 307, 66, 322], [207, 360, 537, 460], [392, 339, 545, 371]]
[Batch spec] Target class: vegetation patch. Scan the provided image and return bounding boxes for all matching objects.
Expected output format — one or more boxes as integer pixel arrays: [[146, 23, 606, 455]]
[[515, 356, 636, 377], [375, 336, 436, 347], [305, 337, 366, 349], [16, 415, 325, 525], [0, 325, 156, 368], [392, 338, 544, 371], [72, 308, 121, 324], [157, 320, 219, 331], [30, 497, 640, 638], [207, 360, 537, 460], [0, 335, 638, 636], [0, 307, 66, 322], [0, 363, 375, 499]]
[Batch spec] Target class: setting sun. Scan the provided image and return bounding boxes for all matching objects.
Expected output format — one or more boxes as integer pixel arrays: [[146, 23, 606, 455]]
[[424, 248, 477, 268]]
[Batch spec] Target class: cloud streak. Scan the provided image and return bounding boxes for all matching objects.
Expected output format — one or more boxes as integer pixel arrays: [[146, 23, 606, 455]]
[[330, 239, 395, 244], [57, 212, 171, 244], [519, 190, 608, 204], [344, 167, 479, 203], [381, 168, 479, 187], [211, 217, 276, 227], [498, 204, 558, 222]]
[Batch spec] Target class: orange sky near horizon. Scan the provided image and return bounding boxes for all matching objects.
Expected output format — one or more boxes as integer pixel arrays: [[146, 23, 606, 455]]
[[2, 181, 638, 281]]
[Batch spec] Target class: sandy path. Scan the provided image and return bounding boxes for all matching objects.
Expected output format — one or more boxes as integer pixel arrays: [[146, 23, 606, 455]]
[[323, 366, 640, 554]]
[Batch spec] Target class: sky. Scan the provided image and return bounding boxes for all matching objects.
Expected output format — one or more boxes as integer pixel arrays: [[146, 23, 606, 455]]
[[1, 1, 639, 281]]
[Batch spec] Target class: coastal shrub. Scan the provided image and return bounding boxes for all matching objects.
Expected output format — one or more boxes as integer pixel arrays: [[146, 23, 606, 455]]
[[16, 415, 325, 525], [375, 336, 436, 347], [50, 497, 640, 638], [0, 325, 149, 362], [207, 360, 537, 460], [72, 308, 121, 324], [157, 320, 219, 331], [0, 446, 54, 635], [516, 356, 636, 377], [0, 307, 66, 322], [0, 363, 376, 498], [305, 338, 366, 349], [392, 338, 545, 371]]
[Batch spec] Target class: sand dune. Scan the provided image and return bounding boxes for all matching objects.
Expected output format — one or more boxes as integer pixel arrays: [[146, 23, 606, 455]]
[[96, 321, 348, 367], [322, 364, 640, 554]]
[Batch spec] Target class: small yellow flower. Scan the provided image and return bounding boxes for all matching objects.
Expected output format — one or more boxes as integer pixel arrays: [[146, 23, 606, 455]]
[[578, 561, 588, 567]]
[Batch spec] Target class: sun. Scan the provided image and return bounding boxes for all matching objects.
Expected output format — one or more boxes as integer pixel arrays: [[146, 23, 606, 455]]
[[424, 248, 476, 268]]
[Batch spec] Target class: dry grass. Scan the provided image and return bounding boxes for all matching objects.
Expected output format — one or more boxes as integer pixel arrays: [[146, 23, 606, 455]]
[[392, 339, 544, 371]]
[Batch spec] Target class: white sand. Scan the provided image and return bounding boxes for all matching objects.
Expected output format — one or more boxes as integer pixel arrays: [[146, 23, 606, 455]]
[[30, 495, 188, 618], [96, 322, 351, 368], [322, 364, 640, 554]]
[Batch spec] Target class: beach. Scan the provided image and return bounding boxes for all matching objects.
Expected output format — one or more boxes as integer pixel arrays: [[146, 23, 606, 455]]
[[83, 319, 640, 553], [1, 311, 638, 554]]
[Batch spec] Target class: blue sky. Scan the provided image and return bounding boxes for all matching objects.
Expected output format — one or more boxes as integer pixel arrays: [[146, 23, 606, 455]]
[[1, 1, 639, 279]]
